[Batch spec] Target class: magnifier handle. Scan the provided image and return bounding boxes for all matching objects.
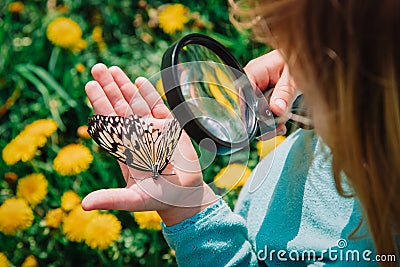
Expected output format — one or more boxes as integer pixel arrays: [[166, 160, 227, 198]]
[[264, 88, 314, 129], [288, 94, 313, 129]]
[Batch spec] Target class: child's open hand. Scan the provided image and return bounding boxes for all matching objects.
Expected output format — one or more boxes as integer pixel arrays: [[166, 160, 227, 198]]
[[82, 64, 217, 225]]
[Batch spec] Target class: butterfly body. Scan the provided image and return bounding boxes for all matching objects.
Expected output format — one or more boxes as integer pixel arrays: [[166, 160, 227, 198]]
[[87, 114, 182, 179], [152, 162, 160, 179]]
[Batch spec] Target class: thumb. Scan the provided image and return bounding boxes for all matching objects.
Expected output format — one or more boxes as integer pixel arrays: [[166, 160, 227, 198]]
[[81, 188, 144, 211], [270, 65, 297, 116]]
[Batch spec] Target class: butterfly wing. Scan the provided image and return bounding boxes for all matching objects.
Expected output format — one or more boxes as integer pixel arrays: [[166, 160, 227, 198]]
[[88, 114, 154, 172], [121, 115, 163, 172], [88, 114, 182, 175], [155, 117, 182, 172], [87, 115, 128, 164]]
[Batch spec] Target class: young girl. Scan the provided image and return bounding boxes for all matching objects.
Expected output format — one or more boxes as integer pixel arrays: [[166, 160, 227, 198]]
[[82, 0, 399, 266]]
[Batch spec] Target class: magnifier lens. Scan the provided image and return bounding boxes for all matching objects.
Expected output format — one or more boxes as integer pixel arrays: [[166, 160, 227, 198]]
[[176, 45, 255, 145], [162, 33, 281, 154], [178, 44, 223, 63]]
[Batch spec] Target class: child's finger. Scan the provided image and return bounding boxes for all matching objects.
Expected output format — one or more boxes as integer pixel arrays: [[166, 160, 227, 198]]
[[244, 50, 285, 91], [109, 66, 152, 117], [135, 77, 171, 119], [269, 66, 297, 116], [85, 80, 117, 116], [91, 63, 132, 117]]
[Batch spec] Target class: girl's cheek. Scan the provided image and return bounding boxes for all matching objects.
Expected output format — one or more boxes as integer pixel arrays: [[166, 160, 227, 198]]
[[310, 98, 332, 145], [293, 77, 331, 145]]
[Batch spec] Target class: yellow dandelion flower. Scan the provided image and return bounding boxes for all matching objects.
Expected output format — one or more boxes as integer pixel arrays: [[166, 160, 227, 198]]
[[158, 4, 189, 34], [56, 4, 69, 14], [17, 173, 48, 206], [214, 163, 252, 190], [0, 198, 34, 235], [97, 41, 107, 51], [63, 206, 97, 242], [22, 119, 58, 138], [75, 64, 85, 73], [61, 191, 81, 211], [133, 211, 162, 231], [257, 135, 286, 160], [47, 17, 83, 49], [45, 208, 65, 228], [0, 252, 9, 267], [8, 2, 24, 13], [53, 144, 93, 176], [77, 125, 90, 139], [2, 119, 57, 165], [2, 134, 41, 165], [204, 68, 238, 116], [92, 26, 104, 43], [70, 38, 87, 53], [4, 172, 18, 183], [21, 255, 38, 267], [84, 213, 122, 250]]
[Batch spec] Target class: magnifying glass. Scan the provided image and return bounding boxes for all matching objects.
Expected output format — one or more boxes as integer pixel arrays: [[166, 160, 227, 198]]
[[161, 33, 312, 155]]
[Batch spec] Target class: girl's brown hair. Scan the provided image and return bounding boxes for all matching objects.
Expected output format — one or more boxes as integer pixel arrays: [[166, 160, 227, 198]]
[[230, 0, 399, 263]]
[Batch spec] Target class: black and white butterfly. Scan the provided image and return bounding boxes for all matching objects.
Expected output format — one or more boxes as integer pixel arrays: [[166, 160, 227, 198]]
[[87, 114, 182, 179]]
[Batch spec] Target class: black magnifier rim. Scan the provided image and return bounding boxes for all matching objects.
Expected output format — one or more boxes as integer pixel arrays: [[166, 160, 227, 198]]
[[161, 33, 256, 154]]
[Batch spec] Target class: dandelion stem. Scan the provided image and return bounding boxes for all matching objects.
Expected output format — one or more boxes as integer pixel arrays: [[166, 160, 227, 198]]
[[48, 46, 61, 75], [97, 250, 108, 264], [150, 231, 161, 267]]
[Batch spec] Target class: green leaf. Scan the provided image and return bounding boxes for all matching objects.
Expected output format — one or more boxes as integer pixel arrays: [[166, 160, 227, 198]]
[[48, 46, 61, 75], [24, 63, 78, 108], [14, 64, 66, 130], [14, 65, 52, 104]]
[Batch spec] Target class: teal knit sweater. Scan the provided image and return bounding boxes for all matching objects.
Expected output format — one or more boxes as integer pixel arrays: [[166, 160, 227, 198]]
[[162, 129, 379, 266]]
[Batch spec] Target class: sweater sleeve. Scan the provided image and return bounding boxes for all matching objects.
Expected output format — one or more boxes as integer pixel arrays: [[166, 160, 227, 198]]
[[162, 198, 260, 267]]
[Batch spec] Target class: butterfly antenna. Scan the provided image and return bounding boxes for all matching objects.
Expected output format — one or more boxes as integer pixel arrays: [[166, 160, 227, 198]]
[[129, 175, 152, 181]]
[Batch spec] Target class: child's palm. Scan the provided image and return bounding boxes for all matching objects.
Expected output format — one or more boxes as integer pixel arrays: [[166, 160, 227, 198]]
[[83, 64, 206, 212]]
